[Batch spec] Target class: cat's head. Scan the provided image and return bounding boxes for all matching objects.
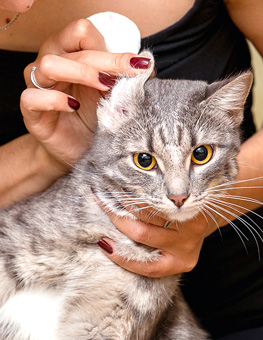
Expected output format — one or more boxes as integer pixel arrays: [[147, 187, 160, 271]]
[[87, 52, 253, 222]]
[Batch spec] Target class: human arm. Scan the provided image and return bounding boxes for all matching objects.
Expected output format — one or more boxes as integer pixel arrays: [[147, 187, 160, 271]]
[[223, 0, 263, 56], [0, 134, 67, 208], [0, 19, 150, 208]]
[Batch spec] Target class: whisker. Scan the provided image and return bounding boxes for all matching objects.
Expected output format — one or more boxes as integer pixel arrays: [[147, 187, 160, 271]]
[[209, 194, 263, 219], [207, 176, 263, 192], [205, 199, 263, 259], [195, 101, 212, 129], [238, 162, 263, 171], [208, 196, 263, 226], [210, 194, 263, 206], [201, 207, 222, 240], [208, 197, 263, 257], [203, 203, 248, 254]]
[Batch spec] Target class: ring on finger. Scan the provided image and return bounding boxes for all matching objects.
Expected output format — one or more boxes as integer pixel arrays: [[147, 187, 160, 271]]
[[30, 66, 55, 90]]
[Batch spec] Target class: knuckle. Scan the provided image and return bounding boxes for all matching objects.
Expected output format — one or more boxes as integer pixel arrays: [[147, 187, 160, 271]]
[[73, 19, 93, 38], [20, 89, 35, 113], [112, 53, 133, 73], [183, 257, 199, 273], [141, 266, 162, 278], [38, 54, 56, 76], [79, 63, 90, 79], [131, 226, 149, 244], [113, 54, 123, 72], [20, 90, 29, 108], [182, 237, 201, 253]]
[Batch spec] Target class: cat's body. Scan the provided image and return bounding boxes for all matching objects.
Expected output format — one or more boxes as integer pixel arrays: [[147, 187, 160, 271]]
[[0, 53, 252, 340]]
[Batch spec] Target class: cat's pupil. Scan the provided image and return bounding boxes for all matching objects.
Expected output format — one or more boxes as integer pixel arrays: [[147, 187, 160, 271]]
[[138, 153, 153, 167], [193, 146, 208, 161]]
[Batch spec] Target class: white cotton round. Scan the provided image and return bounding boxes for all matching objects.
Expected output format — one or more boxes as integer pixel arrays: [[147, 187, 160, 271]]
[[87, 12, 141, 54]]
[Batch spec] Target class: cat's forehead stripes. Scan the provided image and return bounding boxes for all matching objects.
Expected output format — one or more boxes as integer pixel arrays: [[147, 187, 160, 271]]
[[156, 124, 184, 147]]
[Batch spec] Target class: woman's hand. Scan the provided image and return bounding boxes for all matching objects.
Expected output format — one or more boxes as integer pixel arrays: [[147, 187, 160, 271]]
[[22, 19, 151, 173], [97, 211, 213, 278]]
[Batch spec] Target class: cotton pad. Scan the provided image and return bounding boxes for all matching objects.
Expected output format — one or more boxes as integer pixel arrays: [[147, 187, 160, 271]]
[[87, 12, 141, 53]]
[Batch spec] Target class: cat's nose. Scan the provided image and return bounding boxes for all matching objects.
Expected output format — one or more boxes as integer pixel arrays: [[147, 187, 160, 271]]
[[169, 194, 189, 208]]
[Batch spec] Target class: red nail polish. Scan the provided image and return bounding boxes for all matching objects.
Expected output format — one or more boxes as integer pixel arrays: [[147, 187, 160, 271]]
[[97, 239, 113, 255], [130, 57, 151, 69], [98, 72, 116, 88], [67, 97, 80, 110]]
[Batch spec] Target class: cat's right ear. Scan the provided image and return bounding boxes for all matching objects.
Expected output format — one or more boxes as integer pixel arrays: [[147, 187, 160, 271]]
[[96, 51, 155, 131], [203, 72, 253, 127]]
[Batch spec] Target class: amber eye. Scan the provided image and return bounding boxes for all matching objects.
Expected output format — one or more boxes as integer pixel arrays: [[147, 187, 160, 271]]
[[133, 153, 157, 170], [191, 145, 213, 165]]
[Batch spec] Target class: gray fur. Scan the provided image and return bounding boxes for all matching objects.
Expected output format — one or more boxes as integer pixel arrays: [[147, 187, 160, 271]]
[[0, 52, 252, 339]]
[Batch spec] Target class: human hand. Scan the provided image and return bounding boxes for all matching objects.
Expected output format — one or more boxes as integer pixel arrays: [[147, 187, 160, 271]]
[[21, 19, 151, 173], [97, 208, 218, 278]]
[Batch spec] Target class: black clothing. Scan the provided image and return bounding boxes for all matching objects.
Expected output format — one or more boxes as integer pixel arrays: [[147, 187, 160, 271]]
[[143, 0, 262, 338], [0, 49, 37, 145], [217, 326, 263, 340]]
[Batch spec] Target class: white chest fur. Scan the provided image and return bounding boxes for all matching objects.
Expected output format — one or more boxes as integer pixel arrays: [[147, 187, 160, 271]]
[[0, 289, 65, 340]]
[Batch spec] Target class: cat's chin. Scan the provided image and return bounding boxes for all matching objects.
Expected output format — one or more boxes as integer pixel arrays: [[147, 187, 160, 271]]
[[168, 209, 199, 222]]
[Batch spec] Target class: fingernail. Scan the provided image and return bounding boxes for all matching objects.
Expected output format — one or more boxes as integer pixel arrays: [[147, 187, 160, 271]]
[[130, 57, 151, 69], [98, 72, 116, 88], [97, 239, 113, 255], [67, 97, 80, 110]]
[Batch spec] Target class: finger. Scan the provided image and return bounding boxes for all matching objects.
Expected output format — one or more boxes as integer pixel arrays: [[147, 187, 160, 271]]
[[27, 50, 152, 91], [20, 88, 79, 126], [104, 208, 208, 250], [39, 19, 106, 57], [27, 54, 110, 91], [24, 19, 106, 84], [97, 238, 198, 277], [63, 50, 152, 77], [107, 214, 182, 250]]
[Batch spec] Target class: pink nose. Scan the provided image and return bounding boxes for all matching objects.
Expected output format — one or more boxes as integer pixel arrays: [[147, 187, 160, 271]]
[[168, 194, 189, 208]]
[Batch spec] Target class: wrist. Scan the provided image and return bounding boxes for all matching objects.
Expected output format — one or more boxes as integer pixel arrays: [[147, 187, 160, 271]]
[[33, 141, 71, 183]]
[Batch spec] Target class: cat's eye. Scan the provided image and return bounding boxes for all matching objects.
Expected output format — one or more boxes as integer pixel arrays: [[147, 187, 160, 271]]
[[133, 153, 157, 171], [191, 145, 213, 165]]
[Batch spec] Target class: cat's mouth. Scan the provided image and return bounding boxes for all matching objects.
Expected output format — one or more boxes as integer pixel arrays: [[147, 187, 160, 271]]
[[94, 186, 201, 226], [110, 187, 200, 225]]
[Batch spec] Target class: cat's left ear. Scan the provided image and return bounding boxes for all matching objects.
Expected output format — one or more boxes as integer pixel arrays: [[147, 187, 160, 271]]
[[97, 51, 154, 131], [203, 72, 253, 126]]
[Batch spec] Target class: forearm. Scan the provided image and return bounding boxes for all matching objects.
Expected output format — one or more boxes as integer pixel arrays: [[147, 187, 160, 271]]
[[215, 128, 263, 229], [0, 134, 68, 208], [224, 0, 263, 56]]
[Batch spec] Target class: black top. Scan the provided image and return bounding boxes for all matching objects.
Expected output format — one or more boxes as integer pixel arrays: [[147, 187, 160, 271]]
[[0, 0, 262, 338], [0, 49, 37, 145]]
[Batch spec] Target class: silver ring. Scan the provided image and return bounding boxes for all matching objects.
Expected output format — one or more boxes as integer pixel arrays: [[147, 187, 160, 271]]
[[163, 221, 172, 229], [30, 66, 55, 90]]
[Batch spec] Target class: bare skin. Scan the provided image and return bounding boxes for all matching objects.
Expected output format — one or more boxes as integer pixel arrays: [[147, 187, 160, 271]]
[[0, 0, 195, 51]]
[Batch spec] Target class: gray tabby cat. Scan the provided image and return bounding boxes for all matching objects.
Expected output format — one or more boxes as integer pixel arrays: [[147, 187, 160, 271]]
[[0, 52, 252, 340]]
